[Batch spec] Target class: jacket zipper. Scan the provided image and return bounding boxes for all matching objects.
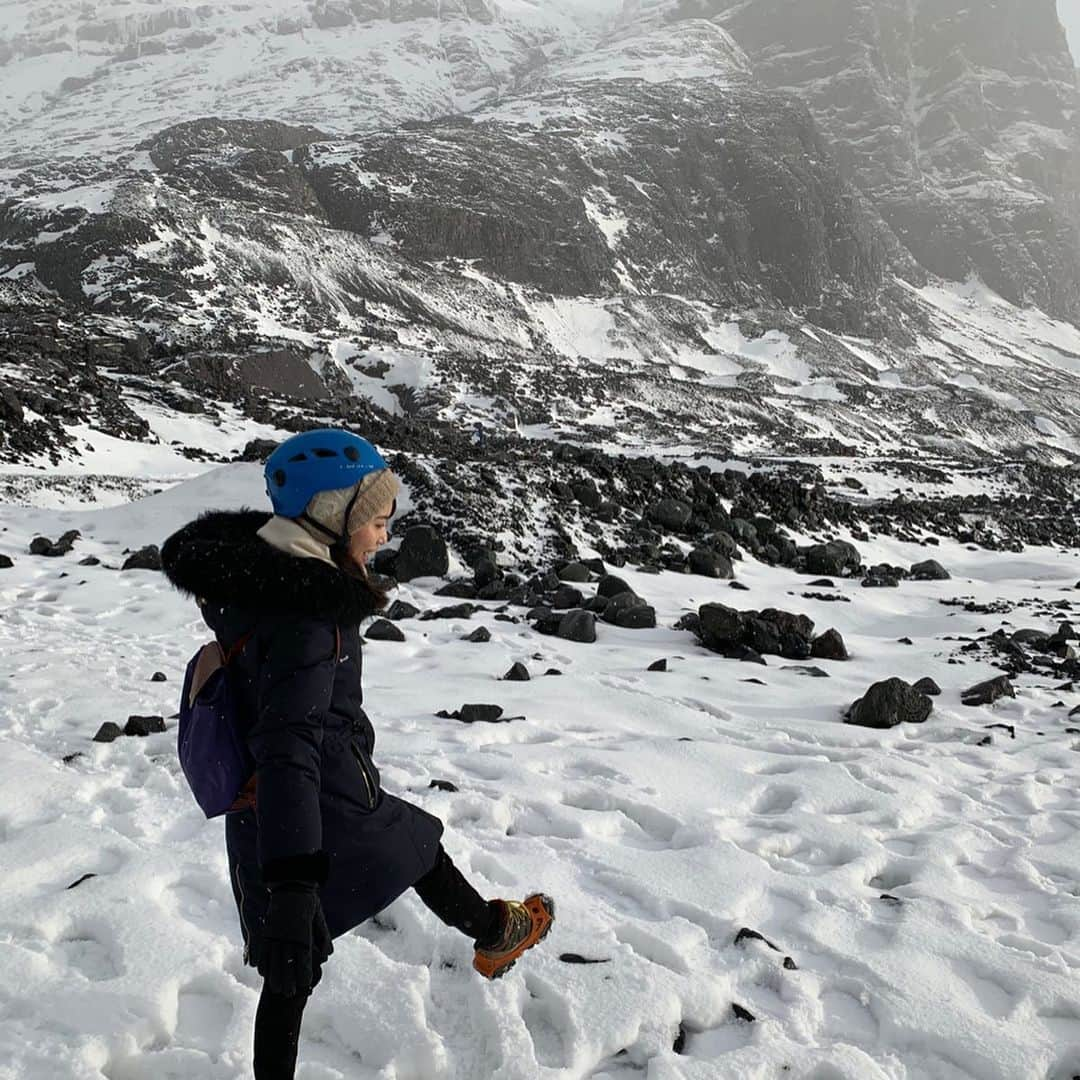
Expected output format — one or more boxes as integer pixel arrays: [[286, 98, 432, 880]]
[[234, 862, 252, 965], [351, 743, 376, 810]]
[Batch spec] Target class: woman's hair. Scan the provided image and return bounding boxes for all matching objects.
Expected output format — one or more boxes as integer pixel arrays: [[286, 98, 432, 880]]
[[331, 545, 392, 611]]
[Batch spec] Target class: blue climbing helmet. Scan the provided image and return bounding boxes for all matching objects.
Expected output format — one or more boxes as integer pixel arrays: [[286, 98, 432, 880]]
[[264, 429, 389, 518]]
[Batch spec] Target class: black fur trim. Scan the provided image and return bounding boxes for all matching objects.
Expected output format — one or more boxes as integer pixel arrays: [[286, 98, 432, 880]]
[[261, 851, 330, 886], [161, 510, 379, 623]]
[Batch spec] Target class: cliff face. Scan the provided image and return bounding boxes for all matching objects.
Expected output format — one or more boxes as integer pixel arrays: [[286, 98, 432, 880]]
[[644, 0, 1080, 322]]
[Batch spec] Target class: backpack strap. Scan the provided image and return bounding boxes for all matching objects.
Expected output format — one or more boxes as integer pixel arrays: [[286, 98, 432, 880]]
[[335, 625, 341, 662]]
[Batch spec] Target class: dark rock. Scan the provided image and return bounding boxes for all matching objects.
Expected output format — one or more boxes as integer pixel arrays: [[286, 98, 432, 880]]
[[615, 604, 657, 630], [597, 574, 633, 599], [807, 578, 835, 588], [237, 437, 279, 462], [845, 678, 933, 728], [544, 668, 563, 676], [421, 603, 476, 621], [985, 723, 1016, 739], [647, 498, 692, 530], [731, 1004, 756, 1023], [913, 677, 942, 696], [910, 559, 950, 581], [457, 704, 506, 724], [601, 591, 646, 624], [393, 525, 449, 582], [0, 554, 13, 569], [802, 540, 861, 577], [385, 599, 421, 620], [729, 581, 751, 591], [503, 661, 531, 681], [898, 637, 914, 645], [687, 548, 734, 579], [697, 603, 742, 647], [674, 612, 701, 635], [961, 675, 1016, 707], [552, 584, 584, 609], [150, 671, 167, 682], [66, 873, 97, 890], [648, 658, 668, 672], [559, 952, 610, 965], [78, 556, 100, 566], [734, 927, 780, 951], [436, 580, 478, 599], [365, 618, 406, 642], [673, 1023, 687, 1055], [472, 555, 499, 588], [429, 779, 458, 793], [464, 625, 491, 643], [121, 545, 162, 571], [785, 666, 830, 678], [557, 609, 597, 643], [811, 628, 849, 660], [556, 561, 591, 583], [123, 715, 166, 736]]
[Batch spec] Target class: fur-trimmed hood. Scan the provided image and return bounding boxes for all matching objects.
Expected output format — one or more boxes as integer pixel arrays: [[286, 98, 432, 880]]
[[161, 510, 379, 623]]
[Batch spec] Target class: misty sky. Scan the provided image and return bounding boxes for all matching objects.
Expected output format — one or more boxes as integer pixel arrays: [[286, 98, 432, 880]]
[[1060, 0, 1080, 61]]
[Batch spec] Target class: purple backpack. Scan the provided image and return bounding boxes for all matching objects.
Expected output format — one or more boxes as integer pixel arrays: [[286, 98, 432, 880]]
[[177, 632, 256, 818]]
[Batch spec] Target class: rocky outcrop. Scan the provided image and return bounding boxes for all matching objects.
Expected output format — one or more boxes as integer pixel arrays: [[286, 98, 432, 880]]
[[649, 0, 1080, 323]]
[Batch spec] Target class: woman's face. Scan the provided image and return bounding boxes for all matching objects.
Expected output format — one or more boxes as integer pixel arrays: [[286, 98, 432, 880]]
[[347, 499, 394, 567]]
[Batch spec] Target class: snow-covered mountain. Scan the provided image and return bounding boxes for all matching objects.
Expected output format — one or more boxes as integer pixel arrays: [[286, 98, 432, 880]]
[[2, 1, 1080, 473]]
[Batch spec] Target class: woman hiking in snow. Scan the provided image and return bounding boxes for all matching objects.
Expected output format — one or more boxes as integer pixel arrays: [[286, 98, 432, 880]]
[[162, 428, 554, 1079]]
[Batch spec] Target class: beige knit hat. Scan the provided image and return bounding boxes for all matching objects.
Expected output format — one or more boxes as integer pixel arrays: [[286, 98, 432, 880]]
[[299, 468, 400, 545]]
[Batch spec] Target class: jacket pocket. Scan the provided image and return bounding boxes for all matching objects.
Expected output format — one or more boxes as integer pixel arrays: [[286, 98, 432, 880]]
[[349, 740, 380, 811]]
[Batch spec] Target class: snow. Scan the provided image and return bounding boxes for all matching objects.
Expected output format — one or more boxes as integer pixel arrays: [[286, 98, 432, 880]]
[[2, 465, 1080, 1078]]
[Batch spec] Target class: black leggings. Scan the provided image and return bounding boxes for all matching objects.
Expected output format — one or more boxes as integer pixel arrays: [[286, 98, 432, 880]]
[[252, 845, 497, 1079]]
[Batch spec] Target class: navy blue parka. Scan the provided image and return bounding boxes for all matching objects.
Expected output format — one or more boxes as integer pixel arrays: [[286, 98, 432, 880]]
[[162, 510, 443, 953]]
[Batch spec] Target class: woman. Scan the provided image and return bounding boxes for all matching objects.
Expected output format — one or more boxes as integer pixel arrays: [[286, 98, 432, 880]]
[[162, 428, 554, 1079]]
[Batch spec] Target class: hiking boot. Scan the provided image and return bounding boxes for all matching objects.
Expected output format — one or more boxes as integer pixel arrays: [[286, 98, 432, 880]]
[[473, 894, 555, 980]]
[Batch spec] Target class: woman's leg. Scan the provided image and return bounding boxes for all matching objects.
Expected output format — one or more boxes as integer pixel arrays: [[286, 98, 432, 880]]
[[413, 845, 501, 944], [253, 985, 310, 1080]]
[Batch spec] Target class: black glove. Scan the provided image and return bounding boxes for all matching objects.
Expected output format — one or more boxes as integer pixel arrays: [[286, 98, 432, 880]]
[[255, 881, 333, 997]]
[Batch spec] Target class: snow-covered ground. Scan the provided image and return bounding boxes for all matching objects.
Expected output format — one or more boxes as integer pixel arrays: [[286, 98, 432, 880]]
[[2, 465, 1080, 1079]]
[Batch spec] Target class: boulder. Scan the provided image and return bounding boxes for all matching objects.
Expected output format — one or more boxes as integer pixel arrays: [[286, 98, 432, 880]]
[[122, 545, 162, 571], [697, 603, 742, 648], [910, 559, 950, 581], [913, 677, 942, 696], [503, 662, 531, 681], [961, 675, 1015, 707], [845, 678, 933, 729], [597, 574, 633, 598], [614, 604, 656, 630], [552, 584, 585, 609], [393, 526, 449, 581], [557, 609, 597, 643], [647, 499, 693, 530], [647, 658, 668, 672], [429, 779, 458, 792], [385, 599, 420, 620], [435, 580, 478, 599], [0, 555, 12, 569], [92, 722, 124, 743], [601, 591, 647, 625], [458, 704, 506, 724], [802, 540, 861, 577], [123, 715, 166, 736], [687, 548, 734, 579], [556, 561, 592, 583], [365, 618, 406, 642], [464, 625, 491, 643], [811, 628, 849, 661]]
